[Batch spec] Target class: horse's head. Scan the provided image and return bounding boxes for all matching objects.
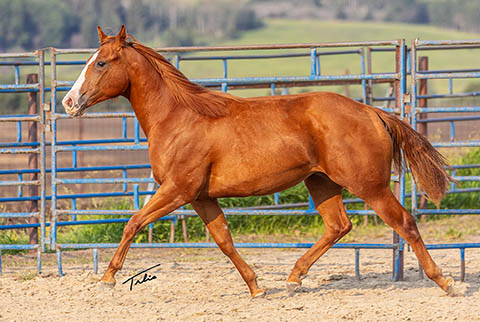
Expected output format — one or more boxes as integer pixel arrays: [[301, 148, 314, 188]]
[[62, 25, 130, 117]]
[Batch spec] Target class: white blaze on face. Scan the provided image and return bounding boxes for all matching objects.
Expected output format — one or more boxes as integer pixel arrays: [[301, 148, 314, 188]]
[[62, 51, 99, 114]]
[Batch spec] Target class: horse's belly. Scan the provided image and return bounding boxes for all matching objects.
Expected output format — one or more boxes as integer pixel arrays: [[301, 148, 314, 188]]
[[207, 159, 312, 198]]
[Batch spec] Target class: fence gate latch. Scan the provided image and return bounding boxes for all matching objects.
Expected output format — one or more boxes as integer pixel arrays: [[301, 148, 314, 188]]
[[42, 103, 52, 132]]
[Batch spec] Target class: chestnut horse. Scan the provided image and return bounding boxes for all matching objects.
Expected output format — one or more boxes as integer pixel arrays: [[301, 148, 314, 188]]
[[62, 25, 458, 297]]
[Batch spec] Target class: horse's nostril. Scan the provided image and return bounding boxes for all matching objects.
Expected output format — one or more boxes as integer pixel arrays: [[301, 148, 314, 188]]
[[66, 97, 73, 108]]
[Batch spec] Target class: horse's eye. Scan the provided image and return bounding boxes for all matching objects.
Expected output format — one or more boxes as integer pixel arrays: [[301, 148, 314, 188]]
[[97, 61, 106, 68]]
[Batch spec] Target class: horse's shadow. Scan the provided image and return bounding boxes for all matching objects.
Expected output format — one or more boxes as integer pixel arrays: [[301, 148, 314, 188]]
[[261, 271, 480, 297]]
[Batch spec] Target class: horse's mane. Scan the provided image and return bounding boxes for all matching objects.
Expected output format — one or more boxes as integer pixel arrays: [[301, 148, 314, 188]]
[[126, 40, 236, 118]]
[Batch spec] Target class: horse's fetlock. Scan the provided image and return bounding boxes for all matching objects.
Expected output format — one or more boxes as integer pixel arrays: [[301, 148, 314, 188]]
[[425, 266, 443, 281], [291, 262, 307, 278]]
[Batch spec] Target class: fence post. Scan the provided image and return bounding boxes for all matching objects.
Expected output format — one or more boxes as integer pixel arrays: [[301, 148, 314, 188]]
[[343, 68, 350, 97], [170, 220, 175, 243], [364, 47, 377, 227], [392, 41, 405, 281], [366, 47, 373, 104], [181, 216, 188, 242], [77, 117, 84, 195], [418, 56, 429, 221], [38, 49, 47, 253], [27, 74, 39, 246]]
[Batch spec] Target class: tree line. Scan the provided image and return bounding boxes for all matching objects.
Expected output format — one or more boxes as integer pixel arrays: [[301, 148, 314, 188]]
[[251, 0, 480, 33], [1, 0, 479, 51], [0, 0, 263, 51]]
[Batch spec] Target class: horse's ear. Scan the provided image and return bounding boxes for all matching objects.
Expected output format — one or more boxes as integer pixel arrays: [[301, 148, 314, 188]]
[[97, 26, 108, 43], [114, 24, 127, 50]]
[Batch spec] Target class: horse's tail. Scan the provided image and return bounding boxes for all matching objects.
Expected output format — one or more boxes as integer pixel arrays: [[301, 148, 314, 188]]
[[374, 108, 454, 207]]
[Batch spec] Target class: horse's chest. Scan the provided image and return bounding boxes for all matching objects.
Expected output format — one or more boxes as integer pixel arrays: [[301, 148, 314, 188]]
[[148, 138, 206, 182]]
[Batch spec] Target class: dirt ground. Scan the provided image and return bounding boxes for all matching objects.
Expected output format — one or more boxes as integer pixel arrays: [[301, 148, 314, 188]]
[[1, 243, 480, 322]]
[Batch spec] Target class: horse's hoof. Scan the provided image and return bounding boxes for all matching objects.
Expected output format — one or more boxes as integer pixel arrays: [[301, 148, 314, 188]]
[[99, 280, 116, 289], [286, 281, 301, 294], [444, 277, 464, 297], [251, 289, 266, 298]]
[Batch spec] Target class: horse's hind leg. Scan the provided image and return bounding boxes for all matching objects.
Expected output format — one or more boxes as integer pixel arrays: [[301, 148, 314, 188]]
[[287, 173, 352, 290], [364, 188, 458, 295], [191, 198, 265, 297]]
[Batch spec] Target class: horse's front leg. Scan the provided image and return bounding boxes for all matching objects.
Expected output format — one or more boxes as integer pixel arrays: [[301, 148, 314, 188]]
[[101, 181, 194, 286], [191, 198, 265, 297]]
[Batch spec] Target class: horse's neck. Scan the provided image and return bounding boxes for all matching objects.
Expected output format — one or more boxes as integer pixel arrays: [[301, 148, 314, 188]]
[[126, 61, 188, 139]]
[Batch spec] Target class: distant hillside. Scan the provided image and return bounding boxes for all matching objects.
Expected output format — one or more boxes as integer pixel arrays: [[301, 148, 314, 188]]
[[177, 19, 480, 98]]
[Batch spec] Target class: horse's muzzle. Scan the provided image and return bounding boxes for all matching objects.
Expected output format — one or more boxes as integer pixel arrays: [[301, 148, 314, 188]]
[[62, 94, 87, 117]]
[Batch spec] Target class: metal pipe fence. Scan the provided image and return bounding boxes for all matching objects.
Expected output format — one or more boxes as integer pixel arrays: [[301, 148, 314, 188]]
[[0, 39, 478, 282], [409, 38, 480, 279], [47, 41, 406, 279], [0, 50, 47, 255]]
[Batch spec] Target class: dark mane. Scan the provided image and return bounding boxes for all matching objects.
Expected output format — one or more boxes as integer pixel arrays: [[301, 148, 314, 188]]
[[127, 41, 236, 118]]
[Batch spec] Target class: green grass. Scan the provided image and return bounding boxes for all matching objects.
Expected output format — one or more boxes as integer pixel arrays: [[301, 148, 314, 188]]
[[0, 230, 30, 254], [438, 147, 480, 211], [225, 19, 479, 44]]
